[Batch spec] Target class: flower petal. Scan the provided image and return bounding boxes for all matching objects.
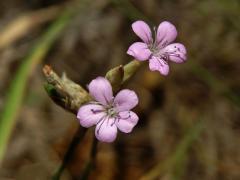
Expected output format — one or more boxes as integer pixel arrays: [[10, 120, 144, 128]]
[[149, 56, 169, 76], [77, 104, 106, 128], [127, 42, 151, 61], [88, 77, 113, 105], [95, 118, 118, 143], [116, 111, 139, 133], [163, 43, 187, 63], [132, 20, 152, 44], [114, 89, 138, 112], [157, 21, 177, 47]]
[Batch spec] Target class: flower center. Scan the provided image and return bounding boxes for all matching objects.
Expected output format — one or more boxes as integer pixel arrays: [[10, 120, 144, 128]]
[[149, 26, 170, 59], [106, 106, 117, 118], [149, 45, 160, 55], [148, 27, 159, 52]]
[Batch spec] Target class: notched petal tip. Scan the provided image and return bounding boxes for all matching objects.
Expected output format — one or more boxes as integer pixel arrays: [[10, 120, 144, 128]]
[[114, 89, 139, 112], [132, 20, 152, 44], [164, 43, 187, 63], [77, 104, 105, 128], [127, 42, 151, 61], [88, 77, 113, 105], [157, 21, 178, 47], [127, 49, 134, 56], [116, 111, 139, 133]]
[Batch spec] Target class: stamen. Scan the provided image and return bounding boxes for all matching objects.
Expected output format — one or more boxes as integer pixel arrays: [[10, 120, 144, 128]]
[[91, 109, 104, 114], [111, 117, 118, 126], [152, 26, 158, 49], [103, 94, 110, 104], [154, 55, 168, 67], [96, 116, 107, 135], [159, 54, 168, 63], [144, 29, 152, 44], [107, 106, 117, 117], [88, 101, 101, 105], [117, 111, 131, 120], [161, 41, 168, 47], [153, 26, 157, 39], [168, 53, 185, 61], [96, 115, 107, 125]]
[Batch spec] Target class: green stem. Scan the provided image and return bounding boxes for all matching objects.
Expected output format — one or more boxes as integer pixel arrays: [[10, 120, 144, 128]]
[[123, 60, 141, 82], [79, 137, 98, 180], [52, 126, 87, 180]]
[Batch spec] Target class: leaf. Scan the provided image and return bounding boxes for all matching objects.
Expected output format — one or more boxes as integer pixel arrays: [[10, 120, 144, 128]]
[[0, 0, 89, 164]]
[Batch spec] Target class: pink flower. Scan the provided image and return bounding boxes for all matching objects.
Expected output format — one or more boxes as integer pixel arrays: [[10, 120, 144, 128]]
[[127, 20, 187, 76], [77, 77, 139, 143]]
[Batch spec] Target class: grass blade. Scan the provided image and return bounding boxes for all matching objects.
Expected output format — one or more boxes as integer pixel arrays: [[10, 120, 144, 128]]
[[0, 0, 89, 164]]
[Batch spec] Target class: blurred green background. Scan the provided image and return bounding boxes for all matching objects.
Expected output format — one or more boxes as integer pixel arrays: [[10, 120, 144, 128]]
[[0, 0, 240, 179]]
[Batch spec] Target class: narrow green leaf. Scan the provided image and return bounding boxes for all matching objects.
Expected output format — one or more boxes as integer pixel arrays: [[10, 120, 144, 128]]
[[0, 1, 88, 164]]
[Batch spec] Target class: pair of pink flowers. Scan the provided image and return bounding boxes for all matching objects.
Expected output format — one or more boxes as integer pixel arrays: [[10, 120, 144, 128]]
[[77, 20, 187, 143]]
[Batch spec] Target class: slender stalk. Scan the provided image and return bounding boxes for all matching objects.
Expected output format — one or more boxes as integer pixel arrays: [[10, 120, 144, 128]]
[[79, 137, 98, 180], [122, 60, 141, 82], [52, 126, 87, 180]]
